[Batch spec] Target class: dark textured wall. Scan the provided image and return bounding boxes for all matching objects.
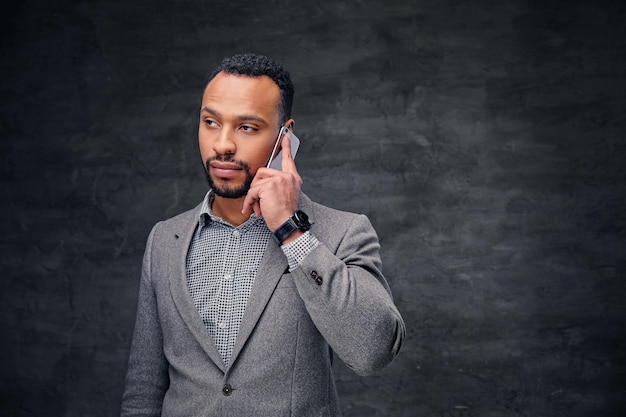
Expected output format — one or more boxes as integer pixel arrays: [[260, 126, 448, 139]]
[[1, 0, 625, 416]]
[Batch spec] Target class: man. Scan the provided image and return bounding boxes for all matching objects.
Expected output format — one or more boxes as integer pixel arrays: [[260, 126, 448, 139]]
[[121, 53, 405, 417]]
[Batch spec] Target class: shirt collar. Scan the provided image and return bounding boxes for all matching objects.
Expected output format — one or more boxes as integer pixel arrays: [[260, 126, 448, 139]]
[[198, 190, 263, 229], [196, 190, 212, 227]]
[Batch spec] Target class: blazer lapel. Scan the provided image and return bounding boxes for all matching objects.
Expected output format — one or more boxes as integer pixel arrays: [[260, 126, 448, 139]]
[[168, 205, 226, 373], [228, 239, 288, 366], [228, 193, 316, 367]]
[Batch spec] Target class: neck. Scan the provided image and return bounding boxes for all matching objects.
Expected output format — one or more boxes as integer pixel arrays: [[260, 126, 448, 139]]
[[211, 195, 249, 227]]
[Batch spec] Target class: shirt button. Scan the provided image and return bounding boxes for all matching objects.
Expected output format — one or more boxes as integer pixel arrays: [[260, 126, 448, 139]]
[[233, 230, 240, 237], [218, 322, 226, 329], [222, 384, 233, 396], [224, 273, 232, 281]]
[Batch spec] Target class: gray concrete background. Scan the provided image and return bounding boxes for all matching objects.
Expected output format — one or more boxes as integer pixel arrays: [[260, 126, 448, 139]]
[[1, 0, 624, 416]]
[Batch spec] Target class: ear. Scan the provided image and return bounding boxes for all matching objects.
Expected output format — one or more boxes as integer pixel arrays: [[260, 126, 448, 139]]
[[284, 118, 295, 131]]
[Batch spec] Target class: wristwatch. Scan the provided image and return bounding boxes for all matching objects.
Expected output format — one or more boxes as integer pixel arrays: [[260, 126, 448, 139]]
[[273, 210, 311, 244]]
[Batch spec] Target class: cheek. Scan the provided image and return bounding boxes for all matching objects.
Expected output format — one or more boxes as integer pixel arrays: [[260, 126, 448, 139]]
[[198, 132, 213, 160], [249, 141, 276, 169]]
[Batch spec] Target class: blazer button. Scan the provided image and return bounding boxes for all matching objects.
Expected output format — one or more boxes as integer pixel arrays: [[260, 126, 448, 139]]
[[222, 384, 233, 396], [310, 270, 323, 285]]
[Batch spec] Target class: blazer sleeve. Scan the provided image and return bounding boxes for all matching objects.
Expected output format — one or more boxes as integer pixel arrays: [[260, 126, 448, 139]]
[[120, 224, 169, 417], [291, 213, 405, 376]]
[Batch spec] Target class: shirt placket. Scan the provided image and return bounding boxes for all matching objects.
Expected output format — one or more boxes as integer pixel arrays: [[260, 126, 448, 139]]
[[215, 227, 242, 365]]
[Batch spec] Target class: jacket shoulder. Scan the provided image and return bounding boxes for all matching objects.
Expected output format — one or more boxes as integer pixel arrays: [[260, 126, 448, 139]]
[[304, 195, 378, 248], [149, 203, 202, 237], [309, 200, 361, 222]]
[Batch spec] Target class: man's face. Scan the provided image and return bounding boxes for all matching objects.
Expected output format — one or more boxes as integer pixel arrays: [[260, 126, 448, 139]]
[[199, 72, 283, 198]]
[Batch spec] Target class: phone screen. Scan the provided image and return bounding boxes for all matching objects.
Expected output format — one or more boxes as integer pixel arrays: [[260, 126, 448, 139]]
[[267, 126, 300, 170]]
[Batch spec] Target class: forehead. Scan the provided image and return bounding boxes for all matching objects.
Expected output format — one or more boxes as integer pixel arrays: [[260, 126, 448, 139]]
[[202, 72, 281, 121]]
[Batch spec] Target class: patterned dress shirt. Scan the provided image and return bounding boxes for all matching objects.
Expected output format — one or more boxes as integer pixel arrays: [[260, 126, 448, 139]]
[[186, 191, 319, 366]]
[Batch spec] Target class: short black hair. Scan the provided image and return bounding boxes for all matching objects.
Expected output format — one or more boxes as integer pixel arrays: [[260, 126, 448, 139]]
[[208, 53, 294, 124]]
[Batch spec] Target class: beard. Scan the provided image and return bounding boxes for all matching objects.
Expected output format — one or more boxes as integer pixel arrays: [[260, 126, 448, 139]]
[[204, 156, 254, 199]]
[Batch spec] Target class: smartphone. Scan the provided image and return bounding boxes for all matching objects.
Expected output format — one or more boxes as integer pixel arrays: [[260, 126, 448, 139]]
[[266, 126, 300, 170]]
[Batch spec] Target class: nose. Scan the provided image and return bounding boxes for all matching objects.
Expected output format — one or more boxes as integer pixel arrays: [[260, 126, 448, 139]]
[[212, 128, 236, 156]]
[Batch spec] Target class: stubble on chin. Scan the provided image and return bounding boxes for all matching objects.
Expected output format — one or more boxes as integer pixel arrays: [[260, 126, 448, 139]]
[[204, 157, 254, 199]]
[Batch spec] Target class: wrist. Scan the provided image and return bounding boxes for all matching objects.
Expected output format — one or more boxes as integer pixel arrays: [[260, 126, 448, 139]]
[[272, 210, 311, 245], [280, 230, 304, 245]]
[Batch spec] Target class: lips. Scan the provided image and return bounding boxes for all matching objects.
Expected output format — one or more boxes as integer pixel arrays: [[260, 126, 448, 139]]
[[209, 161, 243, 178]]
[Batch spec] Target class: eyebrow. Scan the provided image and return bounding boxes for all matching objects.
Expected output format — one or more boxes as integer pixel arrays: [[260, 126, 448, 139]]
[[200, 106, 269, 125]]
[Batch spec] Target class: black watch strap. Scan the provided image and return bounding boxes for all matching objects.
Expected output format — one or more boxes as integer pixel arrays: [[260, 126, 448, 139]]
[[273, 210, 311, 245], [273, 218, 299, 244]]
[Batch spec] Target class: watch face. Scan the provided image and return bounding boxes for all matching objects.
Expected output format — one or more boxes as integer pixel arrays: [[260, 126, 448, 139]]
[[294, 210, 311, 230]]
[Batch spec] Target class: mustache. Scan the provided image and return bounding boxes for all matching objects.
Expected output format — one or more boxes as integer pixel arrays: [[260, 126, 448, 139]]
[[204, 155, 251, 172]]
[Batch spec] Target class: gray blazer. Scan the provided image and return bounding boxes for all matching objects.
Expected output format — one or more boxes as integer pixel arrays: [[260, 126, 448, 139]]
[[121, 193, 405, 417]]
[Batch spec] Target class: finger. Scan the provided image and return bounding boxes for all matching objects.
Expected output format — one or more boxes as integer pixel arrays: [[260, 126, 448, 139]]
[[253, 200, 262, 217], [280, 134, 296, 172], [241, 187, 259, 215], [241, 197, 253, 215], [280, 140, 302, 189], [252, 166, 275, 180], [242, 198, 263, 217], [278, 135, 303, 187]]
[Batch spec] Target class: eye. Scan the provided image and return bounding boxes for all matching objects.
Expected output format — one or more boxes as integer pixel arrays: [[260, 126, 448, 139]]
[[240, 125, 258, 132], [204, 118, 218, 127]]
